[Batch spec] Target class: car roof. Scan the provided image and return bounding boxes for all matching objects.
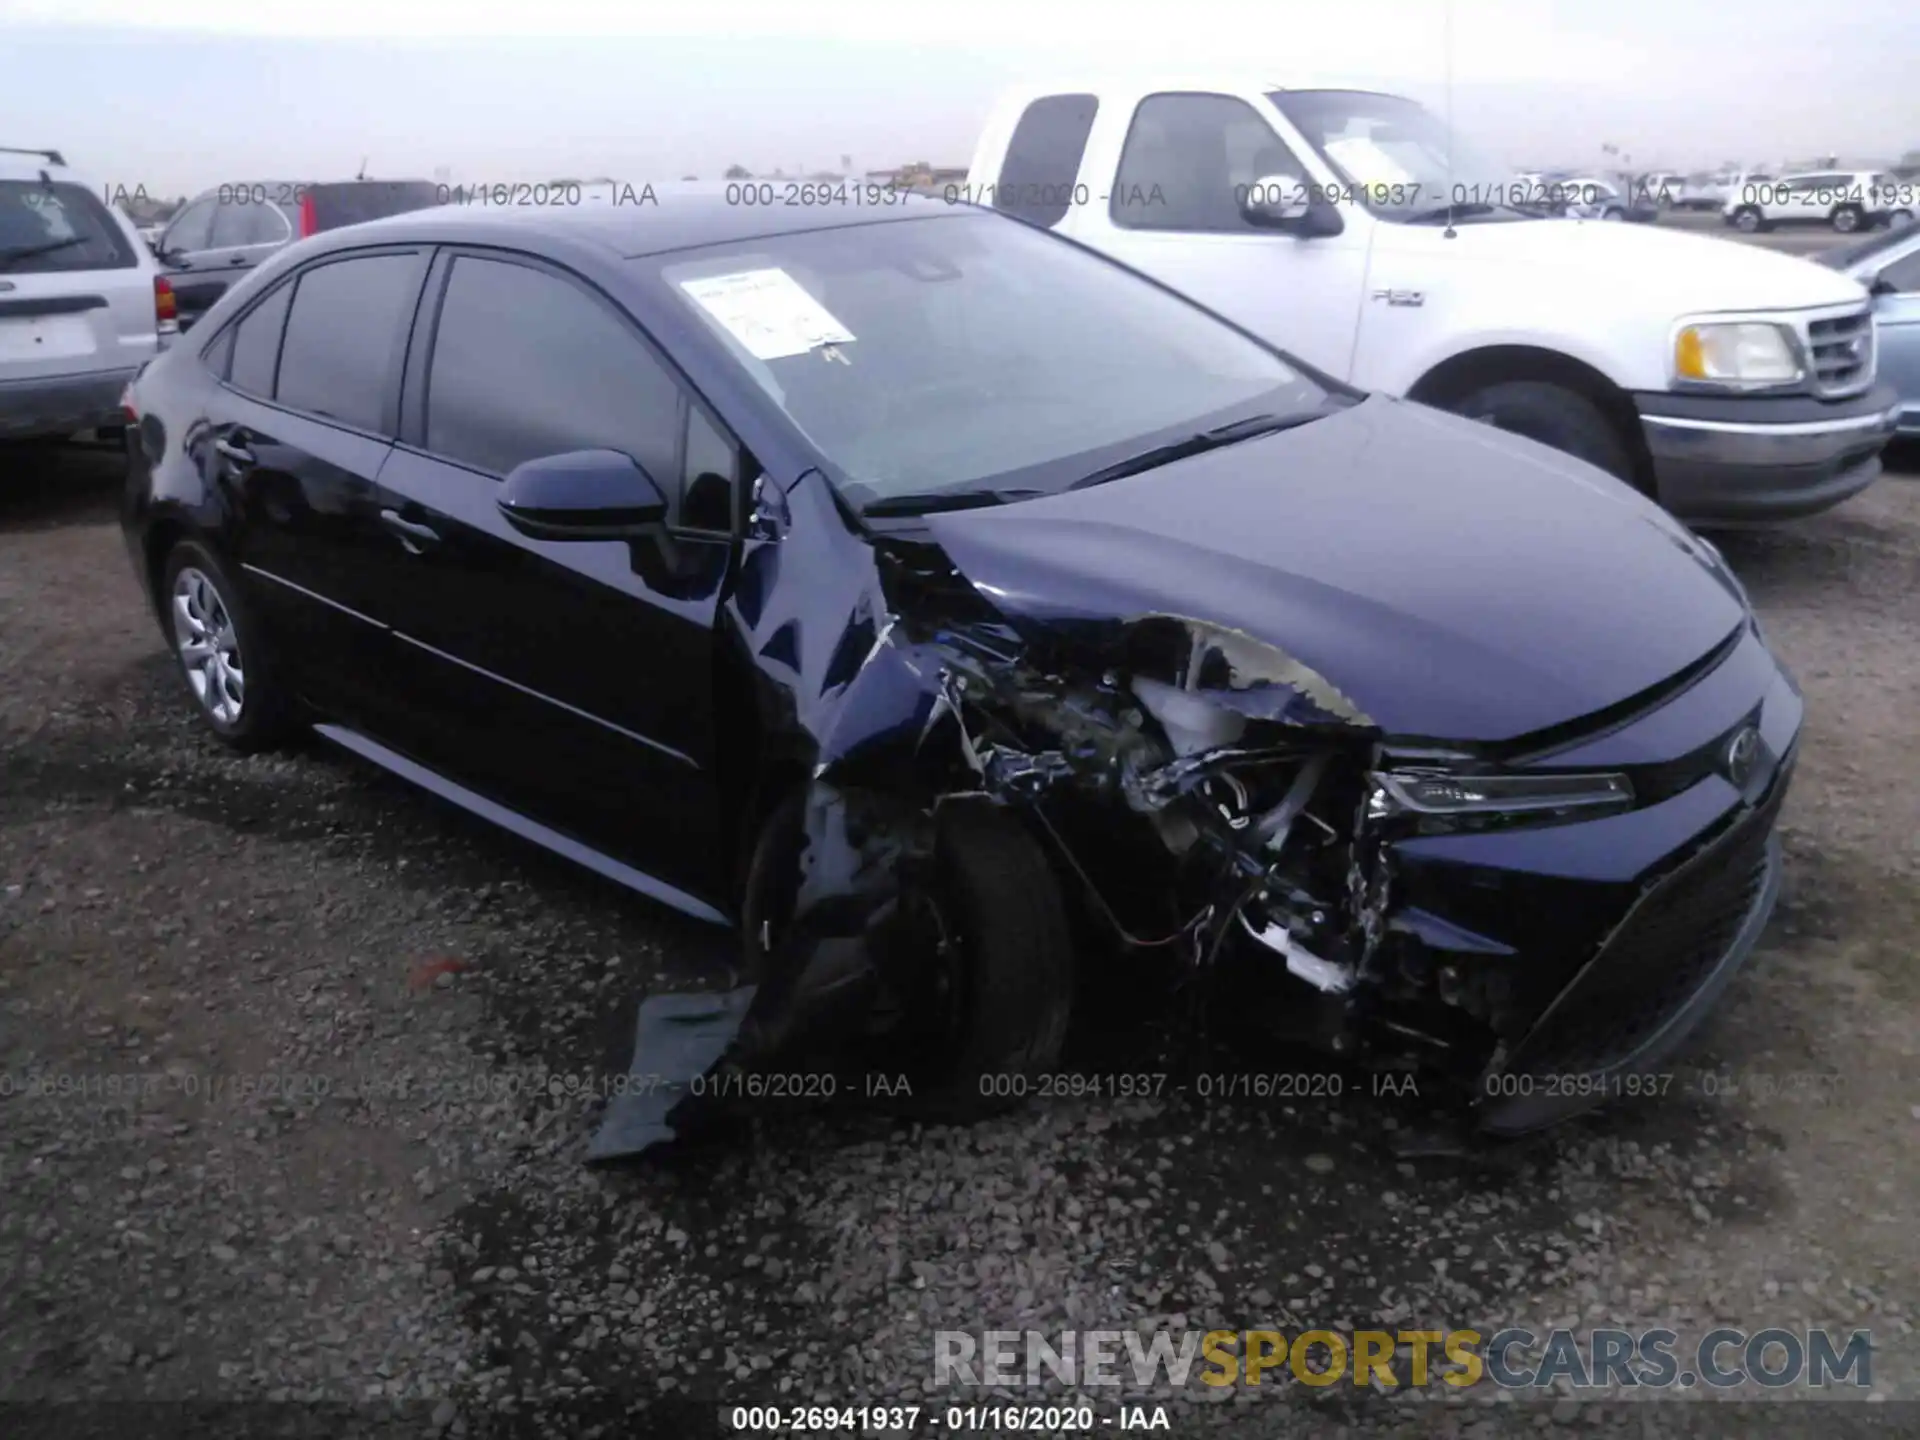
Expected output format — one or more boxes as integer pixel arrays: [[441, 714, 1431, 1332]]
[[0, 151, 80, 183], [297, 183, 966, 261]]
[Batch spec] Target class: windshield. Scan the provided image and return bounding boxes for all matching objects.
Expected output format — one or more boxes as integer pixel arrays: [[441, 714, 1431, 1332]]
[[1267, 89, 1532, 222], [0, 180, 137, 271], [648, 212, 1327, 513]]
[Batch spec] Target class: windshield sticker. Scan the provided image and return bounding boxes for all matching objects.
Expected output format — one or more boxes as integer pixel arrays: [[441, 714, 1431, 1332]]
[[677, 268, 855, 361], [1325, 136, 1417, 188]]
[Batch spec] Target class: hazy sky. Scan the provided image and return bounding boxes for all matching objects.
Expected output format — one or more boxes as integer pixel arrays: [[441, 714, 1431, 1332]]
[[3, 0, 1917, 196]]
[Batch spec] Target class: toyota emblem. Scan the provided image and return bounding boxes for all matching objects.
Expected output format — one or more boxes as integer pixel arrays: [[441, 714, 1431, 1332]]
[[1724, 726, 1761, 787]]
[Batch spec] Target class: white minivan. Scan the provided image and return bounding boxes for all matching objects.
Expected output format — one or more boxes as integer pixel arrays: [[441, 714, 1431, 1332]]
[[966, 80, 1900, 524], [1, 146, 174, 444]]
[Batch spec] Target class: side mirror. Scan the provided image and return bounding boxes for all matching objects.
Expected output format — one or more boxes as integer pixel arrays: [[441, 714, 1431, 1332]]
[[497, 449, 669, 540], [1868, 274, 1900, 298], [1238, 174, 1344, 238]]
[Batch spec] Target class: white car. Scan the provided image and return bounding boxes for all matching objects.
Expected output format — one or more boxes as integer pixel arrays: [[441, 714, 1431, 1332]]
[[966, 78, 1899, 524], [1, 146, 175, 443], [1724, 170, 1917, 235]]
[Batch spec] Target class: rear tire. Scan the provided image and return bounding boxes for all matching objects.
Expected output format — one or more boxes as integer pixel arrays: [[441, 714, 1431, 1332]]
[[1450, 380, 1636, 484], [160, 540, 294, 752], [1886, 208, 1915, 230], [1832, 204, 1864, 234]]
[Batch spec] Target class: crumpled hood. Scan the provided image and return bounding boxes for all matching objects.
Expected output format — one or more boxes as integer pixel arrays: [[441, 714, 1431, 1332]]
[[924, 395, 1749, 744]]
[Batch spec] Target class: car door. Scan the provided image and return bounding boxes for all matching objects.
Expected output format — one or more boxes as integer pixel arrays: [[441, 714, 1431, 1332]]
[[195, 246, 433, 727], [202, 194, 291, 290], [155, 194, 223, 326], [1062, 90, 1368, 380], [365, 248, 737, 909], [1869, 240, 1920, 432]]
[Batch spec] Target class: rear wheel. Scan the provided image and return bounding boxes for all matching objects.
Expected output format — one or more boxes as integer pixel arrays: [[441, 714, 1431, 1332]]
[[1601, 206, 1625, 222], [161, 540, 293, 751], [1886, 208, 1915, 230], [1450, 380, 1636, 484], [1831, 204, 1865, 234]]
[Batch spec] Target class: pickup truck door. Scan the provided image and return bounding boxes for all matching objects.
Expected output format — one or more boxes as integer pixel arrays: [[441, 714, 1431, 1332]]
[[1052, 89, 1369, 380]]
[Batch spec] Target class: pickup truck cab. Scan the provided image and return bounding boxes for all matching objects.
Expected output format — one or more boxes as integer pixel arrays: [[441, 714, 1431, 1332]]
[[965, 79, 1901, 524]]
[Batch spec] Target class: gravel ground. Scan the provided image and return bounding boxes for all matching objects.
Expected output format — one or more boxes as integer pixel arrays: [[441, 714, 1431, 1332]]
[[2, 442, 1918, 1439]]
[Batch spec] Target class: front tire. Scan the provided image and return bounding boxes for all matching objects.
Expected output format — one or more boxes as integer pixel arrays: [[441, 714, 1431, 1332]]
[[1886, 208, 1915, 230], [1451, 380, 1636, 485], [1730, 206, 1764, 233], [1602, 206, 1625, 222], [1831, 204, 1864, 234], [161, 540, 293, 751]]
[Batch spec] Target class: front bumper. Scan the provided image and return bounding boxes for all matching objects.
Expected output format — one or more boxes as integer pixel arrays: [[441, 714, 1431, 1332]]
[[1635, 384, 1899, 525], [0, 366, 138, 441]]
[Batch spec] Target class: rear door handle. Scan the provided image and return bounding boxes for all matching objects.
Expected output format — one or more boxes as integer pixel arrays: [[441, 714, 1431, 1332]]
[[212, 436, 255, 468], [228, 256, 247, 267], [379, 508, 441, 554]]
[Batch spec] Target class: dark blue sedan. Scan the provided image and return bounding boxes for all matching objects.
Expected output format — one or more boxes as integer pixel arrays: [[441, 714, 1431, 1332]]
[[119, 187, 1801, 1148]]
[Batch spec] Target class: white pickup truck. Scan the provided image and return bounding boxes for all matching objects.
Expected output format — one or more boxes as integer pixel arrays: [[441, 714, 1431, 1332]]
[[965, 78, 1901, 523]]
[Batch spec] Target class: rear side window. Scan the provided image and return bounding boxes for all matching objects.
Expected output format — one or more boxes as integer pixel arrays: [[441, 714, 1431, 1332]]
[[228, 282, 294, 396], [275, 254, 422, 432], [423, 255, 682, 489], [209, 201, 288, 249], [995, 94, 1099, 227], [308, 182, 441, 231], [0, 180, 137, 272]]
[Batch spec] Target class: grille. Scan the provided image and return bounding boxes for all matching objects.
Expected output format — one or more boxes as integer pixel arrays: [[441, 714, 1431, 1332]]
[[1803, 308, 1875, 397], [1507, 780, 1785, 1079]]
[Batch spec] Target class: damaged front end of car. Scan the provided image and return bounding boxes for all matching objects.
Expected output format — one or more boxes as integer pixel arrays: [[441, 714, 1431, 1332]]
[[591, 478, 1712, 1161]]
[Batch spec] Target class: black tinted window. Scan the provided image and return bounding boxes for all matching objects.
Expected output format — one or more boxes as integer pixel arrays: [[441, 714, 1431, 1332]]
[[1113, 93, 1301, 232], [680, 403, 736, 533], [996, 94, 1098, 227], [276, 254, 420, 432], [309, 182, 440, 230], [425, 256, 682, 486], [0, 181, 137, 272], [209, 200, 286, 249], [228, 282, 293, 396], [164, 197, 216, 252]]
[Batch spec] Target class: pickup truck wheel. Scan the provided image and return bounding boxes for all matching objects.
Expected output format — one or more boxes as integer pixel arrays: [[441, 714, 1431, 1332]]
[[1730, 205, 1764, 232], [1831, 204, 1865, 234], [1885, 208, 1914, 230], [1453, 381, 1635, 483]]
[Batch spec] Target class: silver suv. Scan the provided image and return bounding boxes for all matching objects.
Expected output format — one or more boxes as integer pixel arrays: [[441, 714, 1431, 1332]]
[[1, 147, 173, 442]]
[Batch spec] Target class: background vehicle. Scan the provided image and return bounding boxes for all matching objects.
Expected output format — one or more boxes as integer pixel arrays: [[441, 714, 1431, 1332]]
[[1, 145, 173, 444], [1640, 172, 1689, 208], [153, 178, 440, 330], [1724, 170, 1914, 234], [1820, 224, 1920, 435], [1676, 171, 1737, 211], [966, 79, 1898, 525], [1560, 176, 1659, 223], [120, 193, 1802, 1140]]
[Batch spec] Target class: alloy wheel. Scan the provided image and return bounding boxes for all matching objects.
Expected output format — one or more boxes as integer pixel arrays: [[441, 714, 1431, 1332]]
[[171, 567, 245, 725]]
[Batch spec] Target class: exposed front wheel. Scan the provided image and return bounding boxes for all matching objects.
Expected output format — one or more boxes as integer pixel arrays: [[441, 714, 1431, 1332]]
[[1730, 206, 1764, 232], [744, 792, 1073, 1113], [1831, 204, 1864, 234], [1451, 380, 1637, 486], [161, 540, 293, 751]]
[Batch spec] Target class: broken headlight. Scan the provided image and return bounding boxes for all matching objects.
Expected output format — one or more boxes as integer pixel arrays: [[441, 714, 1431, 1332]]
[[1373, 770, 1633, 819]]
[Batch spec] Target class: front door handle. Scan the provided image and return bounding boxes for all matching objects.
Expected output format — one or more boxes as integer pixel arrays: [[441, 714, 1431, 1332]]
[[379, 508, 441, 555], [212, 436, 255, 468], [228, 255, 247, 267]]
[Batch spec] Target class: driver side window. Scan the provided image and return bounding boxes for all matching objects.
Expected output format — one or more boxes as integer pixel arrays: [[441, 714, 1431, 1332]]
[[1880, 247, 1920, 294], [1111, 92, 1307, 234]]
